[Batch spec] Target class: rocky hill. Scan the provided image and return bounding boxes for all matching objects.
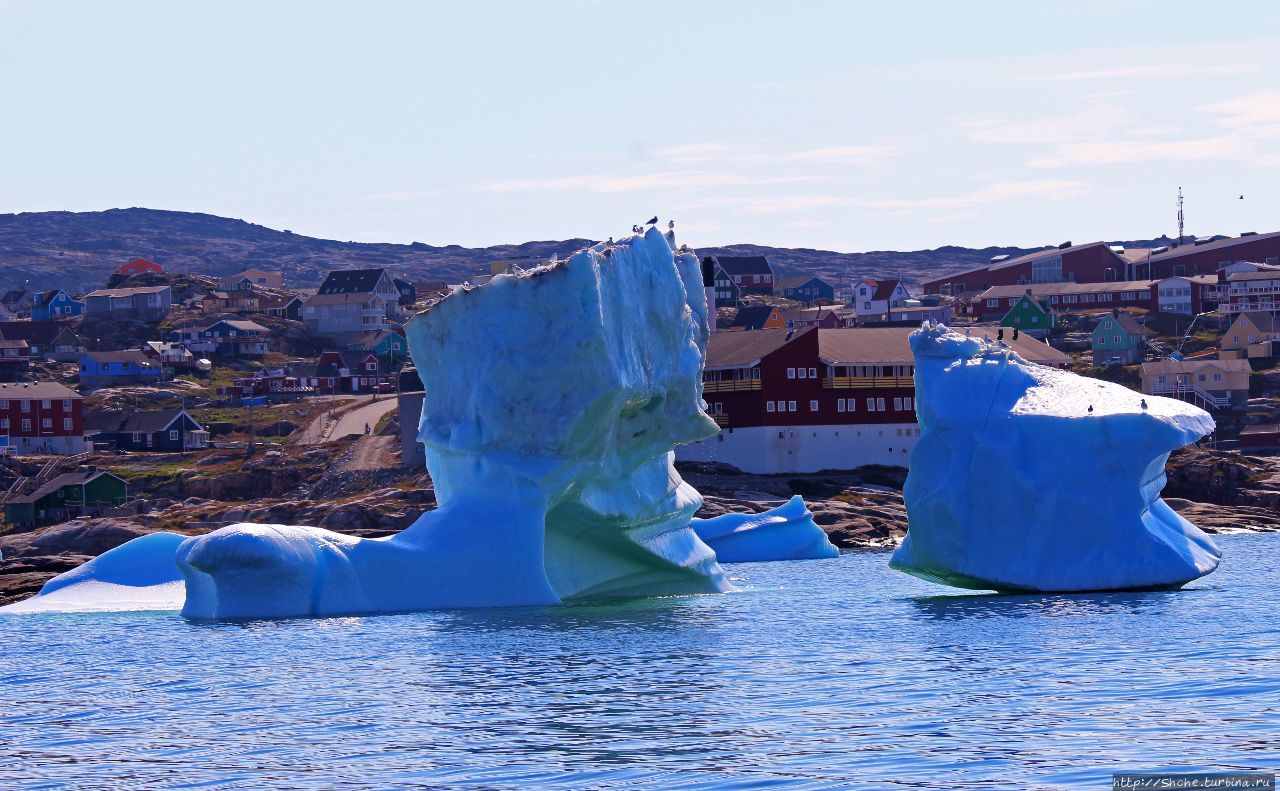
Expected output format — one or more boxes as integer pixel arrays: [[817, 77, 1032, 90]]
[[0, 207, 1178, 294]]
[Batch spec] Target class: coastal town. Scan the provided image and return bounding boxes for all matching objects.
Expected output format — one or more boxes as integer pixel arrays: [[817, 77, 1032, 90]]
[[2, 227, 1280, 604]]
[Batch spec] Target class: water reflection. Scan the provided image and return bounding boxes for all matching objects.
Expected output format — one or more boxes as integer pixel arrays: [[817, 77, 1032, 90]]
[[904, 588, 1191, 621]]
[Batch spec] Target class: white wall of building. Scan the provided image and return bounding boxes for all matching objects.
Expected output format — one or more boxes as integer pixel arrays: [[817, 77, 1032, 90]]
[[676, 423, 919, 473]]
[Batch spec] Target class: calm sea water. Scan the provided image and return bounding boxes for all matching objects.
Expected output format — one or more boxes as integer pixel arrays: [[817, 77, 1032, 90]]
[[2, 534, 1277, 790]]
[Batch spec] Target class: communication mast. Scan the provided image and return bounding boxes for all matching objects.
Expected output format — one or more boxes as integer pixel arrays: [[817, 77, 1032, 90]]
[[1176, 186, 1184, 246]]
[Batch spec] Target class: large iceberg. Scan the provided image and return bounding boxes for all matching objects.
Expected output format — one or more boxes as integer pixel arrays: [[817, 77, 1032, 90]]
[[5, 229, 752, 618], [692, 496, 838, 562], [890, 322, 1221, 592]]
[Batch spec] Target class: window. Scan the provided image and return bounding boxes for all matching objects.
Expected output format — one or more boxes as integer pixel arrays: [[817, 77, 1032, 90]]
[[20, 401, 29, 412], [808, 368, 817, 378], [1198, 374, 1206, 382], [21, 419, 30, 431], [877, 398, 886, 411], [40, 399, 50, 409], [987, 299, 998, 308], [866, 397, 877, 411], [905, 397, 913, 411], [1234, 335, 1240, 343], [1214, 373, 1223, 382], [63, 418, 72, 430], [170, 429, 180, 441], [894, 397, 903, 410], [1158, 375, 1167, 384], [41, 418, 51, 429], [767, 401, 776, 412], [61, 399, 71, 410], [809, 400, 819, 412], [787, 368, 796, 379], [838, 398, 846, 412], [797, 368, 807, 379], [0, 419, 7, 429], [0, 400, 7, 409], [1114, 336, 1121, 343], [132, 432, 143, 442]]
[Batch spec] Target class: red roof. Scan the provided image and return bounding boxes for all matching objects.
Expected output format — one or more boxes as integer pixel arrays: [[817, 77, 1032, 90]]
[[871, 279, 900, 301], [115, 257, 164, 276]]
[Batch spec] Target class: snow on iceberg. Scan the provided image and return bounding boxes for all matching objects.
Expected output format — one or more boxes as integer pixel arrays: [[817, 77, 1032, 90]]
[[890, 322, 1221, 592], [170, 228, 731, 618], [2, 532, 187, 614], [693, 496, 838, 562]]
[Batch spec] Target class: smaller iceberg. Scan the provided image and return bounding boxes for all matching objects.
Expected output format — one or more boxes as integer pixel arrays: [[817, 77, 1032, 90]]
[[693, 496, 838, 562], [2, 532, 186, 614], [891, 322, 1221, 592]]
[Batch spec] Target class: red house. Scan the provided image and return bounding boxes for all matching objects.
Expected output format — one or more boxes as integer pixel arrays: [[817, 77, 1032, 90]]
[[1138, 231, 1280, 280], [0, 381, 86, 455], [115, 257, 165, 277], [922, 242, 1128, 297], [676, 327, 1068, 473]]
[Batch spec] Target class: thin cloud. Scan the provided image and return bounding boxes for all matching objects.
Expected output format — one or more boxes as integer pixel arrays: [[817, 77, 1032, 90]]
[[1021, 63, 1259, 82], [961, 104, 1131, 145], [786, 145, 898, 164], [727, 179, 1091, 214], [480, 171, 829, 193]]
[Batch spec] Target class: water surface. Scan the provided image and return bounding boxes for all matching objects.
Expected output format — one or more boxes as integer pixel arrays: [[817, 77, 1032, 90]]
[[2, 535, 1277, 789]]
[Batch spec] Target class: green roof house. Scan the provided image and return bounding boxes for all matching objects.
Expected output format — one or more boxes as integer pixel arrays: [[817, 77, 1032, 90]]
[[999, 293, 1054, 336], [1091, 310, 1148, 365], [3, 470, 128, 528]]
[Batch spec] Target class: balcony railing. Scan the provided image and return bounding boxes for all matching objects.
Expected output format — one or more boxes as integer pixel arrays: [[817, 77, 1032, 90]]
[[710, 414, 729, 427], [702, 379, 762, 392], [822, 376, 914, 389]]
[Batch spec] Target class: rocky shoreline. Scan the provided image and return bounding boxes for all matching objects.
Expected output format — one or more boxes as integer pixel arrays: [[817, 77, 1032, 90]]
[[3, 451, 1278, 607]]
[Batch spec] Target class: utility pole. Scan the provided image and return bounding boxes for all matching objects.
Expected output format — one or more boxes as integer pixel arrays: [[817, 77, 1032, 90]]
[[1176, 186, 1185, 246]]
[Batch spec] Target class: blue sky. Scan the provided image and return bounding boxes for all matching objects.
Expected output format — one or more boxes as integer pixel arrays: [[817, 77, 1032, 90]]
[[3, 1, 1279, 252]]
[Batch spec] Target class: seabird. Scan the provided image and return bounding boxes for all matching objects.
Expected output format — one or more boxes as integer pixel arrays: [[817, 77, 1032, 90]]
[[1088, 405, 1094, 414], [668, 219, 675, 230], [1141, 399, 1148, 410], [646, 216, 658, 225]]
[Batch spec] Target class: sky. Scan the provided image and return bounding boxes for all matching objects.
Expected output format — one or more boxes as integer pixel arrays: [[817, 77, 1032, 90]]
[[3, 0, 1280, 252]]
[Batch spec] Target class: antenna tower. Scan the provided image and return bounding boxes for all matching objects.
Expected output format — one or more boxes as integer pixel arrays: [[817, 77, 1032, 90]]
[[1176, 186, 1184, 245]]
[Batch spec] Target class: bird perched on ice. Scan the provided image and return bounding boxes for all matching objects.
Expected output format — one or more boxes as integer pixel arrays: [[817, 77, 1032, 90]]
[[632, 225, 642, 234], [1088, 405, 1094, 414], [646, 216, 658, 225], [1141, 399, 1148, 410], [668, 219, 675, 230]]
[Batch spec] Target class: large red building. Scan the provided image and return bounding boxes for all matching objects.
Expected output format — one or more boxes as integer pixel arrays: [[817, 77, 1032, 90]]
[[1135, 231, 1280, 279], [0, 381, 85, 455], [922, 242, 1127, 297], [676, 327, 1068, 473]]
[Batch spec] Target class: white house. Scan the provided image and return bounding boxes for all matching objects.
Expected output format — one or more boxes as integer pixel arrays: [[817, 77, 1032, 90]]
[[851, 279, 911, 319]]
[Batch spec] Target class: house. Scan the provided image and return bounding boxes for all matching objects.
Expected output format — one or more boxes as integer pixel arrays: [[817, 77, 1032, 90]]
[[0, 381, 86, 455], [201, 290, 260, 314], [0, 303, 16, 322], [83, 285, 172, 321], [227, 367, 314, 399], [84, 408, 209, 452], [218, 269, 283, 290], [1153, 275, 1222, 316], [3, 471, 127, 528], [393, 278, 418, 307], [851, 279, 911, 319], [79, 351, 162, 387], [1220, 312, 1280, 357], [346, 329, 409, 364], [1, 289, 32, 317], [776, 275, 835, 304], [999, 293, 1054, 335], [0, 321, 85, 361], [706, 261, 742, 308], [303, 350, 388, 394], [729, 305, 787, 331], [675, 327, 1068, 474], [140, 341, 196, 369], [779, 306, 843, 329], [972, 280, 1156, 320], [704, 255, 776, 296], [0, 340, 31, 374], [190, 319, 271, 357], [1239, 424, 1280, 452], [1091, 311, 1148, 365], [922, 242, 1130, 296], [115, 257, 164, 277], [1221, 269, 1280, 315], [302, 268, 403, 338], [259, 293, 303, 321], [1138, 231, 1280, 280], [1140, 358, 1250, 410], [886, 304, 952, 324], [31, 289, 83, 321]]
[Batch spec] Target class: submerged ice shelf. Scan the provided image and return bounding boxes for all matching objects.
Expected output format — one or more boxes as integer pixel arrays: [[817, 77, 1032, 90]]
[[890, 322, 1221, 592], [6, 229, 827, 619], [693, 496, 838, 562]]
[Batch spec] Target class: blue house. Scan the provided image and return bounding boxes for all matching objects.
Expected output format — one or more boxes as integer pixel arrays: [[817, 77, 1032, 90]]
[[775, 275, 835, 304], [79, 350, 162, 387], [31, 290, 83, 321]]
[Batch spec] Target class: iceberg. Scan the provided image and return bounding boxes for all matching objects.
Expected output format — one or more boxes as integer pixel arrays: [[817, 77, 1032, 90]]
[[693, 496, 838, 562], [4, 228, 748, 619], [890, 322, 1221, 592]]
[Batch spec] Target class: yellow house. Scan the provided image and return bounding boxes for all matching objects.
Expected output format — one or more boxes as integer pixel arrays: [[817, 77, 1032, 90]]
[[1140, 357, 1251, 409], [728, 305, 787, 331], [1221, 312, 1280, 356]]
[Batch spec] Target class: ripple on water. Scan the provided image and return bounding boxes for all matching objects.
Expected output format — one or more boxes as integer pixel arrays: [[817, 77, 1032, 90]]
[[1, 535, 1277, 789]]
